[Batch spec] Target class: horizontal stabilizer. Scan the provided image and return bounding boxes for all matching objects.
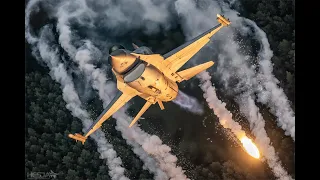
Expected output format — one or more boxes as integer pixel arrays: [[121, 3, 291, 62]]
[[176, 61, 214, 83], [129, 101, 152, 127]]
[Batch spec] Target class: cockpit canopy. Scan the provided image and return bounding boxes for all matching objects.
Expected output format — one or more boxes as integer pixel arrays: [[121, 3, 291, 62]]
[[107, 44, 149, 81], [123, 62, 146, 83]]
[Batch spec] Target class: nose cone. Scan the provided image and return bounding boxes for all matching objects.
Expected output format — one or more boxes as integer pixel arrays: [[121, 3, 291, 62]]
[[110, 49, 137, 74]]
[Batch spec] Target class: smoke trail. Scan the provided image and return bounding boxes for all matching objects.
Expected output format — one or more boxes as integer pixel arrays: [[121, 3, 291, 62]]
[[198, 71, 292, 180], [173, 91, 204, 115], [25, 1, 163, 177], [25, 0, 41, 44], [173, 0, 293, 179], [237, 93, 292, 180], [216, 32, 293, 180], [49, 1, 190, 179], [198, 71, 246, 139], [26, 5, 128, 178], [115, 109, 189, 180], [244, 19, 295, 141]]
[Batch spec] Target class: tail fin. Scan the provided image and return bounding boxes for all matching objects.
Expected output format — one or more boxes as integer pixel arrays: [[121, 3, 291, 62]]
[[132, 43, 139, 50], [176, 61, 214, 83]]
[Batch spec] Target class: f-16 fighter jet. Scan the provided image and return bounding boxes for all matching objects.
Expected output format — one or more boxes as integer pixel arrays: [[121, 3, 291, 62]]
[[69, 14, 231, 144]]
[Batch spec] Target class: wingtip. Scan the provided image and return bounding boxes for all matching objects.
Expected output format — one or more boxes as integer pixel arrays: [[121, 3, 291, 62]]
[[68, 133, 87, 145], [129, 121, 135, 128], [205, 61, 214, 67], [216, 14, 231, 26]]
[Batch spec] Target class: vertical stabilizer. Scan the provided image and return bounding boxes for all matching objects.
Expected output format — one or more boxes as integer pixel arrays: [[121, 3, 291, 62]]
[[132, 43, 139, 50]]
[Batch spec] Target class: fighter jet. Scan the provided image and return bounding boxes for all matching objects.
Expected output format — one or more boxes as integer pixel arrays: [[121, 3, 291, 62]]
[[69, 14, 231, 144]]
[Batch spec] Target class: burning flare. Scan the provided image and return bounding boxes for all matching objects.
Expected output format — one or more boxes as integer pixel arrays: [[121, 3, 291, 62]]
[[240, 136, 260, 159]]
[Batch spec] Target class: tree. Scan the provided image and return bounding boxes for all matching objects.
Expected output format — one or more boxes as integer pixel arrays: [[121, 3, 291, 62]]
[[278, 39, 291, 55], [286, 71, 293, 85], [239, 0, 295, 104], [66, 169, 79, 180]]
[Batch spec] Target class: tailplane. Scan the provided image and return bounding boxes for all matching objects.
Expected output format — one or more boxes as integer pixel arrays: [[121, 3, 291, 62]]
[[176, 61, 214, 83]]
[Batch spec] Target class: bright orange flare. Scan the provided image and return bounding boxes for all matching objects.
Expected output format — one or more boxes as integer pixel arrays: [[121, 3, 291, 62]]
[[240, 136, 260, 159]]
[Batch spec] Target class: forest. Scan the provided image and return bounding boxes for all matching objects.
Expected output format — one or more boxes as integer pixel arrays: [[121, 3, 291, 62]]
[[25, 0, 295, 179], [239, 0, 295, 105], [25, 68, 156, 179]]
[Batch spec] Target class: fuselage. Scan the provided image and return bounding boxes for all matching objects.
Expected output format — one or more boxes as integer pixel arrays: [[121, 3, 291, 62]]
[[109, 47, 179, 102], [127, 64, 178, 102]]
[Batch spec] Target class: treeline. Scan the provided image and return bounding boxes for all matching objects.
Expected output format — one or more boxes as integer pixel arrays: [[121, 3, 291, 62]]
[[25, 71, 112, 180], [239, 0, 295, 105]]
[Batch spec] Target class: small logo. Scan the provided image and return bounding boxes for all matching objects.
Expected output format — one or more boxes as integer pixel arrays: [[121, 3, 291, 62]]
[[26, 170, 58, 179]]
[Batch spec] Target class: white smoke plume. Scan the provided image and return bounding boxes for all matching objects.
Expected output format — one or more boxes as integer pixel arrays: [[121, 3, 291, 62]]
[[173, 0, 294, 179], [198, 71, 246, 139], [198, 71, 292, 180], [27, 0, 190, 178], [244, 19, 295, 141], [26, 5, 129, 178], [25, 0, 41, 44], [114, 109, 189, 180], [50, 0, 190, 179], [216, 32, 293, 180], [173, 91, 204, 115], [25, 0, 128, 177], [237, 93, 292, 180]]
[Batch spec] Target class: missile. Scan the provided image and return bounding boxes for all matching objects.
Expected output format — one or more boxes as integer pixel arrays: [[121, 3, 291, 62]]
[[68, 133, 87, 144], [217, 14, 231, 26]]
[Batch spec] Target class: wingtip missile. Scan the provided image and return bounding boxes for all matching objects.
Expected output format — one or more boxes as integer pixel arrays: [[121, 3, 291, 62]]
[[68, 133, 87, 145], [217, 14, 231, 26]]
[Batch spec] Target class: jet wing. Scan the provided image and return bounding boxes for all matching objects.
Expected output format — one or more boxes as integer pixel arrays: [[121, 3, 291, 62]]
[[83, 90, 136, 137], [68, 89, 137, 144], [161, 24, 223, 72]]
